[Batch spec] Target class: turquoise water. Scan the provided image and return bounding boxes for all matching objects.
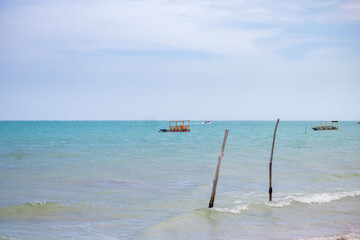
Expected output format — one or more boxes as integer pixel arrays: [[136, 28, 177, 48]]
[[0, 121, 359, 239]]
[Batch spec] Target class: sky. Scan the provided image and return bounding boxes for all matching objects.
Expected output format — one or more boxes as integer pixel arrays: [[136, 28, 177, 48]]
[[0, 0, 359, 120]]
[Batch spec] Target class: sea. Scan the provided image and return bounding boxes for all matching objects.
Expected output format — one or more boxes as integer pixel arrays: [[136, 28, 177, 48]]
[[0, 121, 359, 240]]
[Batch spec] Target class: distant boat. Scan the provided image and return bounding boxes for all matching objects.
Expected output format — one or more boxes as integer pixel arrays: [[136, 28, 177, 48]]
[[159, 120, 190, 132], [204, 120, 211, 124], [312, 121, 338, 131]]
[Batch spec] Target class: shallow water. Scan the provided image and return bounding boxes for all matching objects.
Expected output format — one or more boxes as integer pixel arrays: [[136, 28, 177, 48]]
[[0, 121, 359, 239]]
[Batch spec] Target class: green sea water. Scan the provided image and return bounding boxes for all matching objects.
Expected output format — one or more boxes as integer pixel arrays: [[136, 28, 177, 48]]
[[0, 121, 359, 239]]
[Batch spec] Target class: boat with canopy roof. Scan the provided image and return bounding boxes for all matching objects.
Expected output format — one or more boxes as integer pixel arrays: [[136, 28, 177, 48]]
[[312, 121, 338, 131], [159, 120, 190, 132]]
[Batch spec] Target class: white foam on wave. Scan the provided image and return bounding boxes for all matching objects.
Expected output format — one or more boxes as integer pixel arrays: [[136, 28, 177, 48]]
[[267, 190, 360, 208], [298, 231, 360, 240], [0, 236, 18, 240], [266, 199, 292, 208], [295, 190, 360, 204], [31, 201, 49, 206], [213, 205, 248, 214]]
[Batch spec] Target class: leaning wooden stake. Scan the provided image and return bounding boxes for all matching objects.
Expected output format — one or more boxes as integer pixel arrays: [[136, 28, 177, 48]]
[[209, 129, 229, 208], [269, 119, 280, 201]]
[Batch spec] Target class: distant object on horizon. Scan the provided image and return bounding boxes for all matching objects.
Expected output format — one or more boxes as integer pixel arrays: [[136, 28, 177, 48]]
[[159, 120, 190, 132], [312, 121, 338, 131], [357, 121, 360, 124], [204, 120, 211, 124]]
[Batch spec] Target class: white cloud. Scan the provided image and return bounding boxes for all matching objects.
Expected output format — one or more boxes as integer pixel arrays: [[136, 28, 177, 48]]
[[1, 0, 359, 63], [341, 0, 360, 21], [0, 0, 279, 60]]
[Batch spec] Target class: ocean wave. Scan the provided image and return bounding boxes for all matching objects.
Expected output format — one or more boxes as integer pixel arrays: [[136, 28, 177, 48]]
[[213, 205, 248, 214], [266, 190, 360, 208], [0, 236, 18, 240], [211, 190, 360, 214], [0, 201, 68, 218], [298, 232, 360, 240], [90, 179, 140, 186]]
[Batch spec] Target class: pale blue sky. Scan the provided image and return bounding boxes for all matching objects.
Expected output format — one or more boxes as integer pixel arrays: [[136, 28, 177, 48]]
[[0, 0, 359, 120]]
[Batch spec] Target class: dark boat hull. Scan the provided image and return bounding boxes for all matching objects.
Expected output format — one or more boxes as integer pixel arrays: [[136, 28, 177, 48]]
[[312, 127, 338, 131], [158, 129, 190, 132]]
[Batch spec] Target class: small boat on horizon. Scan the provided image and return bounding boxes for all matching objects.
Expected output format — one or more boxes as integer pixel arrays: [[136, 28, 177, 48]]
[[159, 120, 190, 132], [312, 121, 338, 131], [204, 120, 211, 124]]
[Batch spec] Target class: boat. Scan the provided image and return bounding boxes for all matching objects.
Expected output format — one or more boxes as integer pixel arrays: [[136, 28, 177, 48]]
[[312, 121, 338, 131], [159, 120, 190, 132], [204, 120, 211, 124]]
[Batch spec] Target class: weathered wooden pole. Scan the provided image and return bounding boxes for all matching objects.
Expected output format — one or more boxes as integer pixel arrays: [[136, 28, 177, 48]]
[[269, 118, 280, 201], [209, 129, 229, 208]]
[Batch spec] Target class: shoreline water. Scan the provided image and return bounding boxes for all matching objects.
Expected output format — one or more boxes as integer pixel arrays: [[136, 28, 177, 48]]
[[1, 121, 359, 239]]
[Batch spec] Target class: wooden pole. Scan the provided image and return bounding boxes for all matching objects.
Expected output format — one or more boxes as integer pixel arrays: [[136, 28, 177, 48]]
[[209, 129, 229, 208], [269, 119, 280, 201]]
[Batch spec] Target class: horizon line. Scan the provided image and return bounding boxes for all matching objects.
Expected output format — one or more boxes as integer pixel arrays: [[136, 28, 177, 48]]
[[0, 119, 358, 122]]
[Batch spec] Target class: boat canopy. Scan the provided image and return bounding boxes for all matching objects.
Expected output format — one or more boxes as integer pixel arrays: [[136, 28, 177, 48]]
[[169, 120, 190, 131]]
